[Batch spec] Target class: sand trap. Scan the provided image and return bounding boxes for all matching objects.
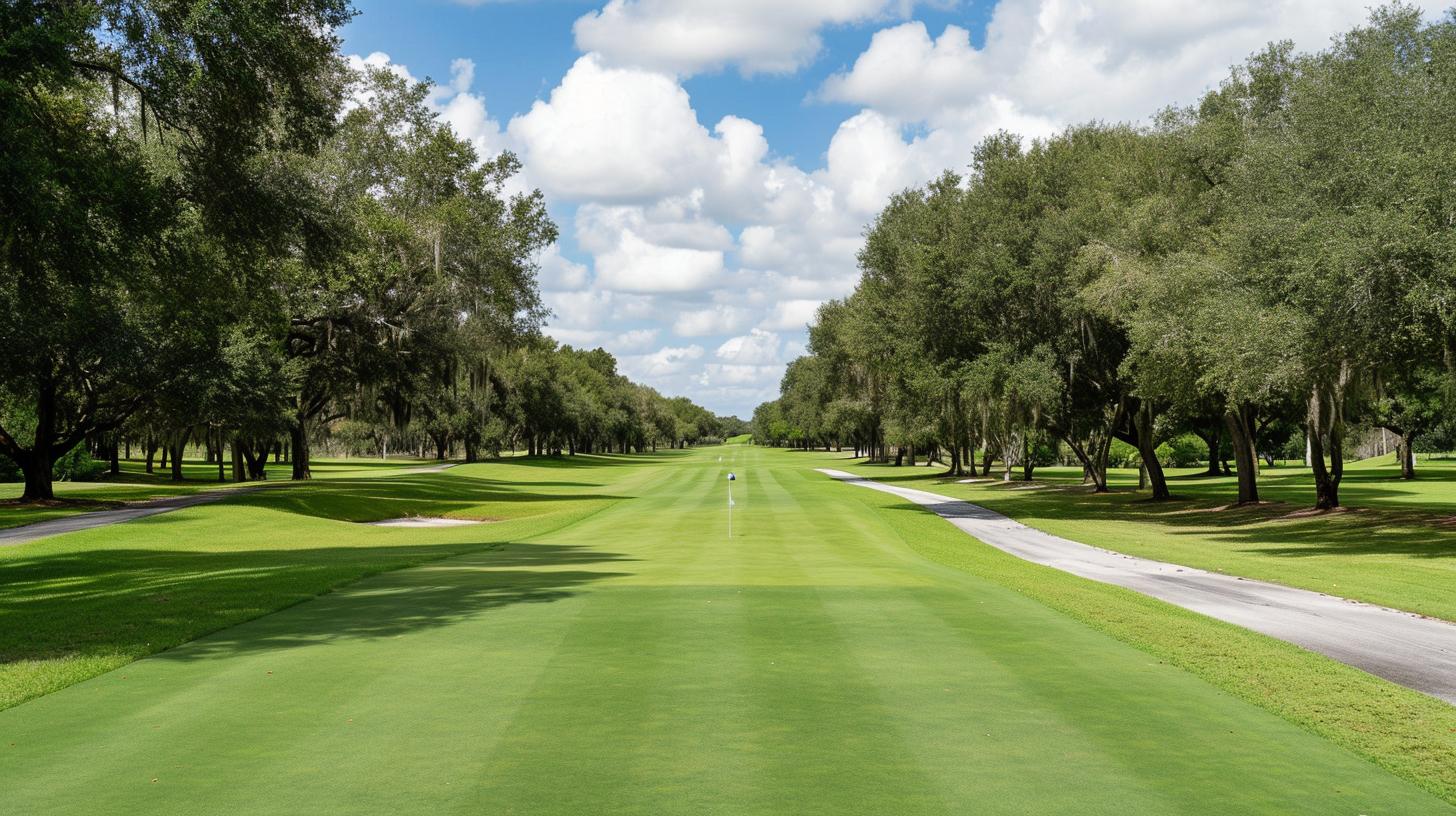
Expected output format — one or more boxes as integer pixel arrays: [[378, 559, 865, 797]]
[[367, 517, 487, 528]]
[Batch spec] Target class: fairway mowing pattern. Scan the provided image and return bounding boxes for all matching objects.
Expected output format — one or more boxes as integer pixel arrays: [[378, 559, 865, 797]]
[[0, 447, 1449, 814]]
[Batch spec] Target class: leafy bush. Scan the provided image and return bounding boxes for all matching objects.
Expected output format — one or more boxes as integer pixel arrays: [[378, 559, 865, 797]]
[[1026, 438, 1058, 467], [0, 451, 19, 483], [1279, 431, 1308, 462], [1108, 439, 1140, 468], [1156, 434, 1206, 468], [53, 448, 106, 482]]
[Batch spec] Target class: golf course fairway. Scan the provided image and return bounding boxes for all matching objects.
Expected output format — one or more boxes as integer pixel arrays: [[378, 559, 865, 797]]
[[0, 446, 1448, 814]]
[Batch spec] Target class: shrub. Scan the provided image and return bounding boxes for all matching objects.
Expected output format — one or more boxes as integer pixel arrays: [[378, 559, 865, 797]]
[[53, 448, 106, 482], [1108, 439, 1141, 468], [1157, 434, 1206, 468]]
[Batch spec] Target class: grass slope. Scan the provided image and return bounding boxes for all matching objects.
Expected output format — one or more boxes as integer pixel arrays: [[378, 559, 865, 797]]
[[820, 452, 1456, 622], [0, 457, 453, 529], [0, 446, 1448, 813], [0, 454, 670, 709]]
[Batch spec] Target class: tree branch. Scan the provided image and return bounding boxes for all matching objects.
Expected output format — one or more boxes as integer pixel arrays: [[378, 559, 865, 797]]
[[69, 59, 193, 139], [0, 421, 25, 462]]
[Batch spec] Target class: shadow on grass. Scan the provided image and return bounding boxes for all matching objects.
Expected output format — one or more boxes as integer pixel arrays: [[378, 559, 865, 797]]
[[0, 540, 632, 668], [481, 449, 695, 470], [840, 457, 1456, 561], [219, 473, 634, 523], [154, 541, 632, 660]]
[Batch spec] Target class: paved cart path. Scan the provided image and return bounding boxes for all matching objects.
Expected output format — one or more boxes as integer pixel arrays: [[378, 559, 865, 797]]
[[820, 468, 1456, 704]]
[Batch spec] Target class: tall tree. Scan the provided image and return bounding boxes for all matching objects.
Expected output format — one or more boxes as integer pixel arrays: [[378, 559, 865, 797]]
[[0, 0, 350, 500]]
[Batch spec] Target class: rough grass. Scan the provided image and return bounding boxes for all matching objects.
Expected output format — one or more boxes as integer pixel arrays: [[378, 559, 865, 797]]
[[0, 457, 453, 529], [819, 451, 1456, 621], [0, 453, 673, 710]]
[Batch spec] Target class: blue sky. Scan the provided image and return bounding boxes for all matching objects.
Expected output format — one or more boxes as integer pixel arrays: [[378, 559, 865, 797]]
[[337, 0, 1435, 418]]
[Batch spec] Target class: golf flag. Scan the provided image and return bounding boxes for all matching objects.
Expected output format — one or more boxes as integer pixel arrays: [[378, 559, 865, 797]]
[[726, 472, 737, 538]]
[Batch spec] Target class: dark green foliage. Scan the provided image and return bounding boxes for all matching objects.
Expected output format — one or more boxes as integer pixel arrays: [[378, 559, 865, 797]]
[[759, 4, 1456, 511], [51, 448, 105, 482], [1155, 434, 1207, 469], [0, 0, 354, 500]]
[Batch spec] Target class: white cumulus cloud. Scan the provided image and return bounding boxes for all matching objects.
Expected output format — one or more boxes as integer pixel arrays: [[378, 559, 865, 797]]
[[759, 300, 824, 332], [507, 55, 720, 202], [674, 304, 751, 337], [594, 229, 724, 293], [574, 0, 929, 76], [716, 329, 784, 365]]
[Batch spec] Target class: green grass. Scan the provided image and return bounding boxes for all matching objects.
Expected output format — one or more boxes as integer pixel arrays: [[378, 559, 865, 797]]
[[0, 456, 457, 529], [726, 433, 753, 444], [0, 453, 670, 710], [0, 446, 1450, 813], [818, 451, 1456, 622]]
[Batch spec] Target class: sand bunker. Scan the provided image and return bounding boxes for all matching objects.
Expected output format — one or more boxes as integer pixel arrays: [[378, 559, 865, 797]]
[[366, 517, 488, 528]]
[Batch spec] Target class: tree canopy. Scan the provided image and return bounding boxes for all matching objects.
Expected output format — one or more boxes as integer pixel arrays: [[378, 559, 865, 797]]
[[757, 4, 1456, 511], [0, 1, 725, 500]]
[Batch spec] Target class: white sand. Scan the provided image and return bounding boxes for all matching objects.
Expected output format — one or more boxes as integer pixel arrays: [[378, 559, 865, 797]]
[[367, 517, 487, 528]]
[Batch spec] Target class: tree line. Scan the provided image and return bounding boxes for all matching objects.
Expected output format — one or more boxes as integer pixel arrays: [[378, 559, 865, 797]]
[[0, 1, 728, 501], [755, 5, 1456, 511]]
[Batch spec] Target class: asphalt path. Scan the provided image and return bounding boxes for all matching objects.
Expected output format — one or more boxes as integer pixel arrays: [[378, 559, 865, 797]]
[[819, 468, 1456, 705]]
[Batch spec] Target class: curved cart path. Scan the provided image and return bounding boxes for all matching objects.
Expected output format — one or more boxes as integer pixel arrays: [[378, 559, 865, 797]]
[[819, 468, 1456, 705], [0, 462, 459, 547]]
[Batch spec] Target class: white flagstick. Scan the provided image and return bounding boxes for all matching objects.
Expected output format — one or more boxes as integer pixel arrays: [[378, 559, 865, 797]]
[[727, 472, 736, 539]]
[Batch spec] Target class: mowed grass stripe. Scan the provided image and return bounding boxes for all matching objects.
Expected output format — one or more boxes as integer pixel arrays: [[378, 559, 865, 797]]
[[0, 445, 1451, 813], [736, 460, 945, 813]]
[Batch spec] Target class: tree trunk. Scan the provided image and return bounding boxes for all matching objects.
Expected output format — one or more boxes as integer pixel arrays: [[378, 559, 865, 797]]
[[18, 384, 58, 501], [1195, 427, 1222, 476], [109, 436, 120, 476], [290, 421, 312, 481], [1307, 383, 1343, 510], [944, 442, 964, 477], [1057, 412, 1119, 493], [1309, 426, 1339, 510], [1223, 407, 1259, 505], [1399, 431, 1416, 480], [249, 441, 269, 480], [232, 438, 247, 483], [169, 431, 188, 481], [20, 452, 54, 501], [1135, 404, 1170, 500]]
